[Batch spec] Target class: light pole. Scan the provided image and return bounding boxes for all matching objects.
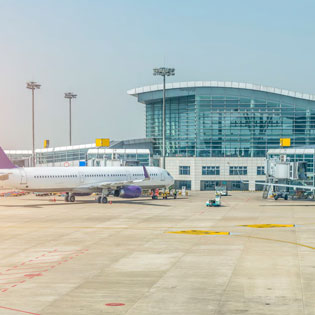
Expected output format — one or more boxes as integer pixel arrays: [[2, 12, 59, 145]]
[[26, 81, 41, 167], [153, 67, 175, 169], [64, 92, 77, 146]]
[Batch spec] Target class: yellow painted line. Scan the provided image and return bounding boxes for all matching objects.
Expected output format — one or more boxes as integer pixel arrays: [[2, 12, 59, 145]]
[[236, 235, 315, 250], [240, 224, 295, 228], [167, 229, 315, 250], [168, 230, 230, 235]]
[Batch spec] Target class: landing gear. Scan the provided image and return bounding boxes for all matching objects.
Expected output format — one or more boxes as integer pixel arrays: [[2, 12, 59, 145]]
[[97, 196, 108, 203], [65, 193, 69, 202], [65, 193, 75, 202], [97, 189, 109, 204]]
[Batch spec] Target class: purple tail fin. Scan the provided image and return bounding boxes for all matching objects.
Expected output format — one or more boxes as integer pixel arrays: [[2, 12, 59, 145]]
[[0, 147, 17, 169], [143, 166, 150, 180]]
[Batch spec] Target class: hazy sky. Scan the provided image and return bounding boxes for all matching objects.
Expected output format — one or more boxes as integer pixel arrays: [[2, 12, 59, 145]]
[[1, 0, 315, 150]]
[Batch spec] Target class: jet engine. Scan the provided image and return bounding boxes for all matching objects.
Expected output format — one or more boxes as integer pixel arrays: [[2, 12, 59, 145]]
[[114, 186, 142, 198]]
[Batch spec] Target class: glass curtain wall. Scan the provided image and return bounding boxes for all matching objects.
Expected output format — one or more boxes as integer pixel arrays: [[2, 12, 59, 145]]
[[145, 89, 315, 158]]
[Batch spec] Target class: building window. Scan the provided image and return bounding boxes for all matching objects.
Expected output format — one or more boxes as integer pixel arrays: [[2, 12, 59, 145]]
[[175, 180, 191, 190], [179, 166, 190, 175], [229, 166, 247, 175], [257, 166, 265, 175], [202, 166, 220, 175]]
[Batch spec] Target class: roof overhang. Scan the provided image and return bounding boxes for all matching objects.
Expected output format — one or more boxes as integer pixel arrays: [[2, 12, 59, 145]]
[[127, 81, 315, 101]]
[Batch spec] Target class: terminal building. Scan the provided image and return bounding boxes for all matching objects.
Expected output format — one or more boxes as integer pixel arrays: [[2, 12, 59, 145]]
[[128, 81, 315, 191], [5, 138, 153, 168]]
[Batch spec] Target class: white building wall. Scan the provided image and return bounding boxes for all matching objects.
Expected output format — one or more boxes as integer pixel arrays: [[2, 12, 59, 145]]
[[165, 157, 266, 191]]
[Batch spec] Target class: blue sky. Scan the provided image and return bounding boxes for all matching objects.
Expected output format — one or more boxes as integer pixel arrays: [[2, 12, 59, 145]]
[[0, 0, 315, 149]]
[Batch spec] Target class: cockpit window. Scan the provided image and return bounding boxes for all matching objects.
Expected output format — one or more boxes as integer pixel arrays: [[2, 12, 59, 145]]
[[167, 172, 171, 176]]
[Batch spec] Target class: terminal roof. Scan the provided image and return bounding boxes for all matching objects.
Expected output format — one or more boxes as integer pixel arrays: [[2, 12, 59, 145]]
[[127, 81, 315, 101]]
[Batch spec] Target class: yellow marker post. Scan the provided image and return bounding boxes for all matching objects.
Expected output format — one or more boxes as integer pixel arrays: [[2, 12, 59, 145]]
[[44, 140, 50, 148], [96, 138, 110, 147], [280, 138, 291, 147]]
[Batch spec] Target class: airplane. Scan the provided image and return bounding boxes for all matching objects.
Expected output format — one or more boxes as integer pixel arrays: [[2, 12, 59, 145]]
[[0, 147, 174, 203]]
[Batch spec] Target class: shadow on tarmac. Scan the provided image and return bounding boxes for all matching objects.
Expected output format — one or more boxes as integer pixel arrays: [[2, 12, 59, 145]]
[[0, 198, 172, 208], [260, 204, 315, 207]]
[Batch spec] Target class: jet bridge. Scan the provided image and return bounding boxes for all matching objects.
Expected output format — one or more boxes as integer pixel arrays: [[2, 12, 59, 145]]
[[264, 156, 310, 199]]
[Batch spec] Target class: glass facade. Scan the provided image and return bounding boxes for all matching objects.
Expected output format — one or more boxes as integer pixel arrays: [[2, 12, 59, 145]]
[[202, 166, 220, 175], [229, 166, 247, 175], [257, 166, 265, 175], [37, 149, 89, 164], [175, 180, 191, 190], [200, 180, 249, 191], [179, 166, 190, 175], [142, 86, 315, 158]]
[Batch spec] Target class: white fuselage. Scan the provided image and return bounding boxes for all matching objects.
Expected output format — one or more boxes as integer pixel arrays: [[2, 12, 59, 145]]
[[0, 166, 174, 193]]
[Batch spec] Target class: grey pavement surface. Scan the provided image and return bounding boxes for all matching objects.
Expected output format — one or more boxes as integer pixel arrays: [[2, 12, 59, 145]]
[[0, 192, 314, 314]]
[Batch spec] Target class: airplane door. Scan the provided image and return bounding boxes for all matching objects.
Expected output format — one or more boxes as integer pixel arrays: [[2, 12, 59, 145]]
[[127, 170, 131, 181], [79, 172, 84, 184], [161, 172, 165, 181], [20, 170, 27, 185]]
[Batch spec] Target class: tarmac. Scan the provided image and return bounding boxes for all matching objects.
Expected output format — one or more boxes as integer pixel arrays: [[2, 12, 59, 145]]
[[0, 191, 314, 315]]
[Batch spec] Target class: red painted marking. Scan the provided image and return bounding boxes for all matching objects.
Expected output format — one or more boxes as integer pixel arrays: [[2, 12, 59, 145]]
[[0, 281, 23, 285], [105, 303, 125, 307], [0, 305, 40, 315], [0, 248, 87, 294], [24, 273, 43, 279]]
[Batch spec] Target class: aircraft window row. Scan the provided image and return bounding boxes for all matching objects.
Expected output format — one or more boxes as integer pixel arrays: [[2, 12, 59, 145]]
[[84, 174, 126, 177], [34, 175, 77, 178], [33, 173, 158, 179]]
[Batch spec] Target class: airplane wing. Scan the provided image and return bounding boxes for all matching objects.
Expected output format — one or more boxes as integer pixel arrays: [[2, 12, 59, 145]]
[[254, 182, 315, 191], [85, 179, 146, 190]]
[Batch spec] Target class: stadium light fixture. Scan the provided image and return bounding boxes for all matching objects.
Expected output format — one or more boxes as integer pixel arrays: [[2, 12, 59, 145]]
[[64, 92, 77, 146], [153, 67, 175, 169], [26, 81, 41, 167]]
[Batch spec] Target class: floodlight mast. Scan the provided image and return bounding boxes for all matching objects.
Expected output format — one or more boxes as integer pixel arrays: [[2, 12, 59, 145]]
[[64, 92, 77, 146], [26, 81, 41, 167], [153, 67, 175, 169]]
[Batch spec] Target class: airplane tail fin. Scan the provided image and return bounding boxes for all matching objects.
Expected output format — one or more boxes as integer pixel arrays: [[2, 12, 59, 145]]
[[143, 166, 150, 180], [0, 147, 17, 169]]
